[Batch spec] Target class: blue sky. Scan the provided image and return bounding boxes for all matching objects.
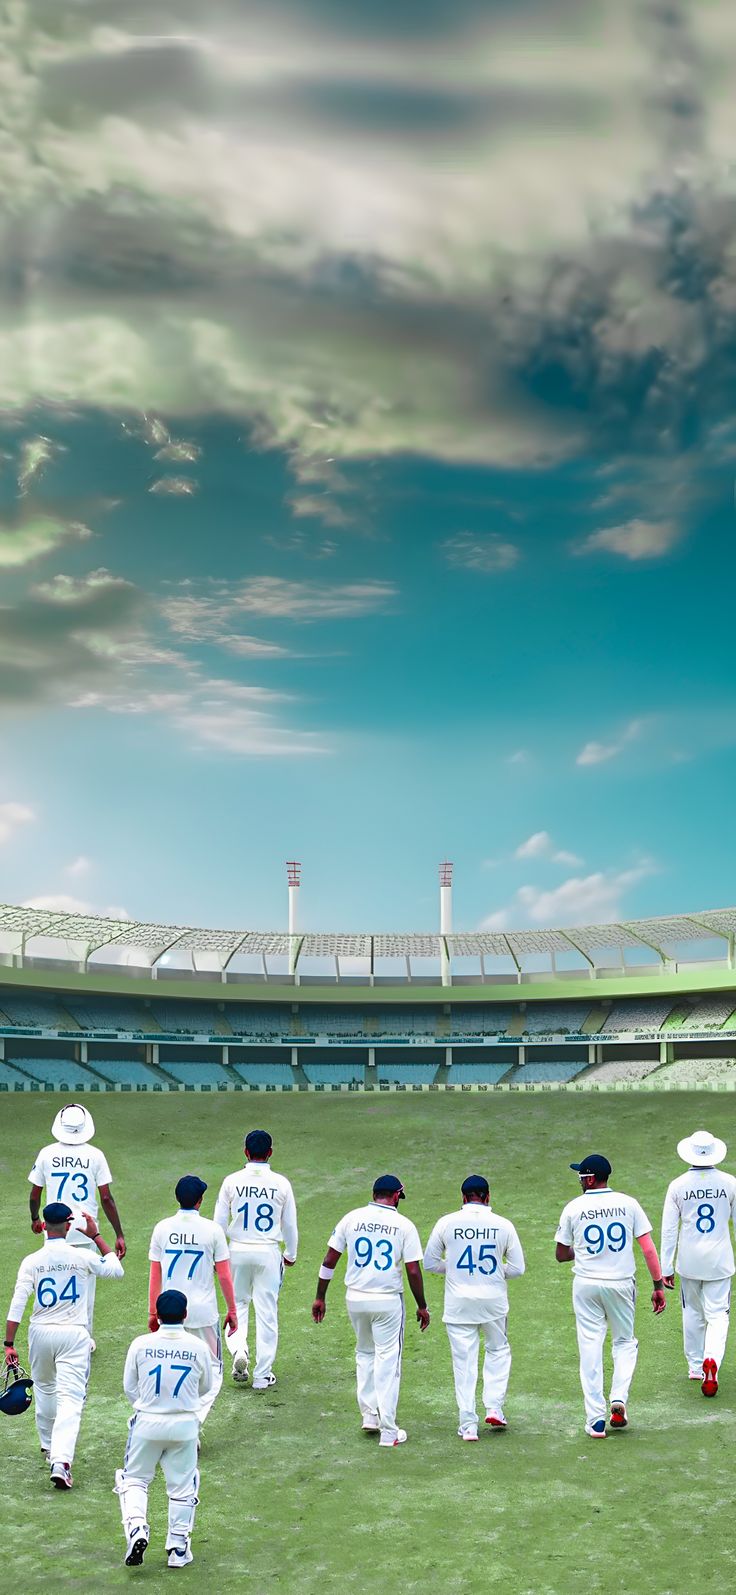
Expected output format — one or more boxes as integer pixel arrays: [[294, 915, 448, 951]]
[[1, 0, 735, 935]]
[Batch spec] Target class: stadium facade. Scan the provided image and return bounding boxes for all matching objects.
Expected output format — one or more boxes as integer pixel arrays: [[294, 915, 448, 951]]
[[1, 899, 736, 1092]]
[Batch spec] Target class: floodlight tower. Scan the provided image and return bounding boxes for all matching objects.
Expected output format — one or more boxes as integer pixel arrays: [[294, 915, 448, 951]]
[[286, 861, 301, 977], [439, 861, 453, 986]]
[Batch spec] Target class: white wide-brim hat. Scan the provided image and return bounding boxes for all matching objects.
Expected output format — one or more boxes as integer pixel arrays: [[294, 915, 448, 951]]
[[52, 1103, 95, 1146], [677, 1129, 727, 1167]]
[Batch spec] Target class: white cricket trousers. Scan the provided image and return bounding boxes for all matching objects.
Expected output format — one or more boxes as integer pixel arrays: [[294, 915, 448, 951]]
[[188, 1323, 222, 1423], [28, 1323, 91, 1465], [225, 1245, 283, 1385], [446, 1313, 511, 1429], [69, 1237, 97, 1334], [680, 1277, 731, 1372], [347, 1294, 404, 1443], [572, 1276, 638, 1426], [115, 1412, 200, 1550]]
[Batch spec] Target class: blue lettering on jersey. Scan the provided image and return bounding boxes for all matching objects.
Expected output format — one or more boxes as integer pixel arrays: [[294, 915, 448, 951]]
[[452, 1226, 499, 1241], [354, 1221, 399, 1236], [51, 1156, 91, 1170], [234, 1185, 277, 1200], [683, 1188, 727, 1202], [579, 1207, 626, 1221]]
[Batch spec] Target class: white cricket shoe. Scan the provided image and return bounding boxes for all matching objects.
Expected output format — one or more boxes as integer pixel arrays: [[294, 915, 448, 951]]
[[362, 1413, 380, 1433], [124, 1527, 149, 1567], [458, 1425, 479, 1442], [253, 1373, 277, 1390], [379, 1428, 407, 1447], [584, 1420, 607, 1439], [484, 1409, 507, 1430], [89, 1339, 97, 1353], [688, 1369, 703, 1381], [167, 1542, 193, 1570], [232, 1352, 250, 1385], [51, 1461, 73, 1489]]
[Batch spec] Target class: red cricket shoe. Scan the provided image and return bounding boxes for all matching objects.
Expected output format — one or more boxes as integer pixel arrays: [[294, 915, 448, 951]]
[[609, 1402, 628, 1429], [702, 1359, 718, 1398]]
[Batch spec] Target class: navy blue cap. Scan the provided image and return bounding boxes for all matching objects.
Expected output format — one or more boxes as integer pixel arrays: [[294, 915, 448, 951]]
[[461, 1174, 489, 1197], [570, 1154, 612, 1180], [245, 1130, 272, 1159], [373, 1174, 405, 1199], [175, 1175, 207, 1208], [156, 1290, 188, 1324], [43, 1202, 73, 1226]]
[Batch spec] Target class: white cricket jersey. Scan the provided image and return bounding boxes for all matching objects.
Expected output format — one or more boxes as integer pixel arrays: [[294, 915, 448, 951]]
[[661, 1168, 736, 1281], [7, 1237, 123, 1327], [149, 1209, 229, 1328], [555, 1188, 651, 1280], [214, 1162, 298, 1261], [124, 1325, 212, 1415], [328, 1202, 423, 1301], [28, 1142, 113, 1243], [423, 1206, 525, 1321]]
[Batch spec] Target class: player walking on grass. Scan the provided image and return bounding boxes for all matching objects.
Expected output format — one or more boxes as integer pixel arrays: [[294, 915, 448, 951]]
[[555, 1153, 666, 1437], [312, 1174, 429, 1447], [28, 1104, 126, 1347], [4, 1202, 123, 1489], [214, 1129, 297, 1390], [115, 1289, 211, 1571], [424, 1173, 525, 1441], [148, 1175, 237, 1425], [660, 1128, 736, 1398]]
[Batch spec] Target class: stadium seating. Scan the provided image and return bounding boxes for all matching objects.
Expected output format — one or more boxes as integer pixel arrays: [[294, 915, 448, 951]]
[[223, 1006, 292, 1037], [307, 1010, 370, 1036], [0, 995, 77, 1029], [647, 1056, 736, 1085], [447, 1062, 510, 1084], [0, 1060, 32, 1088], [512, 1061, 590, 1083], [302, 1062, 365, 1085], [89, 1059, 163, 1087], [156, 1060, 232, 1086], [599, 999, 676, 1033], [449, 1009, 514, 1035], [11, 1056, 102, 1088], [230, 1062, 296, 1086], [375, 1061, 439, 1084], [519, 1003, 592, 1035], [149, 1001, 225, 1035], [582, 1057, 665, 1084], [678, 997, 736, 1030], [61, 997, 153, 1033]]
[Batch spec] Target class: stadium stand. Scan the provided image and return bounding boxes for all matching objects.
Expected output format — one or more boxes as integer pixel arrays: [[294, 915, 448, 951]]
[[302, 1061, 366, 1085], [61, 997, 153, 1033], [230, 1062, 296, 1087], [308, 1010, 371, 1036], [224, 1006, 292, 1037], [580, 1057, 665, 1084], [375, 1061, 439, 1084], [518, 1003, 592, 1035], [0, 1060, 33, 1088], [0, 994, 78, 1029], [11, 1056, 102, 1088], [678, 996, 736, 1030], [88, 1059, 164, 1087], [150, 1001, 227, 1035], [447, 1062, 510, 1084], [647, 1056, 736, 1085], [599, 999, 676, 1032], [513, 1061, 590, 1083], [449, 1008, 514, 1035], [156, 1060, 232, 1086]]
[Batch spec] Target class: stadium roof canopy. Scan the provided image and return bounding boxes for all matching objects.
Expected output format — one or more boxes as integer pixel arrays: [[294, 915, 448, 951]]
[[0, 903, 734, 972]]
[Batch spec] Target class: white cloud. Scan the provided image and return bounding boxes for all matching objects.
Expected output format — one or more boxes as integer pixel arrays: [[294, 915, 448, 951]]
[[506, 749, 530, 766], [481, 860, 655, 930], [64, 855, 92, 879], [576, 717, 645, 767], [22, 894, 130, 917], [574, 519, 680, 561], [218, 635, 294, 659], [0, 512, 93, 568], [442, 533, 521, 573], [148, 476, 199, 496], [161, 577, 396, 630], [514, 830, 583, 865], [0, 802, 35, 844]]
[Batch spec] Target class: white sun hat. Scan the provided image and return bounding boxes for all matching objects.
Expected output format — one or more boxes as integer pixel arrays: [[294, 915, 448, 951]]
[[676, 1129, 727, 1168], [52, 1103, 95, 1146]]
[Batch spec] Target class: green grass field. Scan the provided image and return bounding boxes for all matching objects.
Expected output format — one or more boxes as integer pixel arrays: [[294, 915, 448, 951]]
[[2, 1092, 735, 1595]]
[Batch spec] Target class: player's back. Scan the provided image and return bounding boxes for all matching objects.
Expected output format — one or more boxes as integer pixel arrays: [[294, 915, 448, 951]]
[[28, 1142, 111, 1241], [215, 1163, 295, 1250], [125, 1327, 210, 1416], [330, 1203, 423, 1300], [558, 1188, 650, 1280], [149, 1210, 228, 1327], [431, 1207, 520, 1314], [666, 1169, 736, 1279], [17, 1238, 122, 1327]]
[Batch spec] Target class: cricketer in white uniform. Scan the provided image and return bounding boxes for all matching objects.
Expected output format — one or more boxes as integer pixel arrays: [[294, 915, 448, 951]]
[[214, 1129, 297, 1390], [424, 1173, 525, 1441], [115, 1289, 211, 1571], [148, 1174, 237, 1424], [4, 1201, 124, 1489], [661, 1128, 736, 1397], [27, 1104, 126, 1342], [555, 1153, 666, 1437], [312, 1174, 430, 1447]]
